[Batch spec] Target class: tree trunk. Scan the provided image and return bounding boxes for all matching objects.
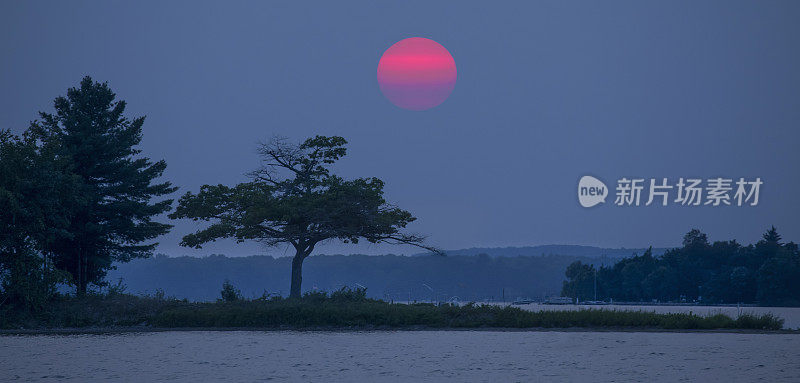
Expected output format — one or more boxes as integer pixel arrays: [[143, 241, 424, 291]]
[[289, 251, 304, 298], [77, 249, 85, 296]]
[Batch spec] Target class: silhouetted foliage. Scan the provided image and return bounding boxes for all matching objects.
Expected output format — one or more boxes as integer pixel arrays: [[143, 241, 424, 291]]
[[170, 136, 437, 298], [0, 130, 78, 309], [562, 228, 800, 306], [27, 77, 176, 294], [330, 286, 368, 302], [109, 253, 602, 302], [219, 279, 242, 302], [1, 290, 783, 331]]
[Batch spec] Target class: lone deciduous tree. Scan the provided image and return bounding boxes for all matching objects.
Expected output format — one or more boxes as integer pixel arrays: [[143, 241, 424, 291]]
[[170, 136, 438, 298]]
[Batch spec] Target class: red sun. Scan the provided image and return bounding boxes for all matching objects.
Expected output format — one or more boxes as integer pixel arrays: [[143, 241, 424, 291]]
[[377, 37, 457, 111]]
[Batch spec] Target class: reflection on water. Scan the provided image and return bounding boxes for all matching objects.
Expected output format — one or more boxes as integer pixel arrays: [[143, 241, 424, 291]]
[[2, 330, 799, 382]]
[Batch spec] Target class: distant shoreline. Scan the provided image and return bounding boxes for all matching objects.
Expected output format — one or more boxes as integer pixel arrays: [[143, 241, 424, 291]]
[[3, 292, 787, 332], [3, 326, 799, 336]]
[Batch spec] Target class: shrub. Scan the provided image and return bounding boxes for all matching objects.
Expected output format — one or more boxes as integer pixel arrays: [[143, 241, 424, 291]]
[[219, 280, 242, 303], [330, 287, 367, 302]]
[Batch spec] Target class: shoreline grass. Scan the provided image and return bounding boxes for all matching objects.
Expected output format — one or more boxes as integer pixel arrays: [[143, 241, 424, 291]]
[[1, 289, 785, 331]]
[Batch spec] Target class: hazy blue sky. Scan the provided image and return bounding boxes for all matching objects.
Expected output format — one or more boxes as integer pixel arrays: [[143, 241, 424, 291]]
[[2, 1, 799, 256]]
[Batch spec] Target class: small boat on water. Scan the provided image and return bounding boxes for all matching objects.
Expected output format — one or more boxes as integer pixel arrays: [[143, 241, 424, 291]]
[[580, 300, 610, 305], [511, 299, 536, 305], [543, 297, 574, 305]]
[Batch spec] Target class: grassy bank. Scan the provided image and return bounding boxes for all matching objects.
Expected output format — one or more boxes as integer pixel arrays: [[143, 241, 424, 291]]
[[1, 289, 785, 331]]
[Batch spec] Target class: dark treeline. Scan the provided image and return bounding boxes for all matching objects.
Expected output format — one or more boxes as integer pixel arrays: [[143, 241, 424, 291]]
[[110, 254, 611, 302], [2, 77, 614, 310], [0, 77, 436, 310], [562, 228, 800, 306], [3, 77, 798, 315], [411, 245, 666, 259], [1, 77, 174, 310]]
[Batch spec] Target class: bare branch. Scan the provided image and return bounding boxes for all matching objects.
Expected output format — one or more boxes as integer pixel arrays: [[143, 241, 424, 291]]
[[373, 234, 444, 256]]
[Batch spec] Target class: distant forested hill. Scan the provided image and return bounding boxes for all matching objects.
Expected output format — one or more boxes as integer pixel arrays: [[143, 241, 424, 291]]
[[108, 253, 620, 302], [413, 245, 667, 258]]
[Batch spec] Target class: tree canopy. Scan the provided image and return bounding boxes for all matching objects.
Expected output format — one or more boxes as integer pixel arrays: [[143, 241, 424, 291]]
[[171, 136, 437, 297], [0, 130, 80, 307], [28, 76, 176, 294], [562, 227, 800, 305]]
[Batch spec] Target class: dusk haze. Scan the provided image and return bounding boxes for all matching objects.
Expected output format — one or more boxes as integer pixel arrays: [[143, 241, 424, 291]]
[[1, 2, 799, 382]]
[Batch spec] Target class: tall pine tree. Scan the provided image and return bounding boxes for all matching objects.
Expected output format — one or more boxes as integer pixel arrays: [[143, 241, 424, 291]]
[[30, 77, 176, 294]]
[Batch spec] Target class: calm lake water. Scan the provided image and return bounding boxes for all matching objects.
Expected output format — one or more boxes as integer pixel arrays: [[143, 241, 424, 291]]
[[2, 330, 799, 382]]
